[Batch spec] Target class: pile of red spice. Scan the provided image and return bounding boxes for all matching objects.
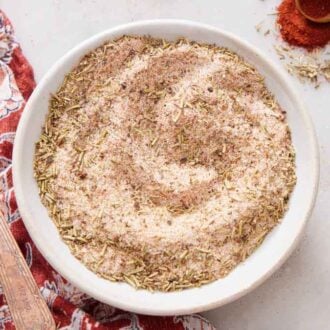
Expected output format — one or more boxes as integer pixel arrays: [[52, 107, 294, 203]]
[[277, 0, 330, 50]]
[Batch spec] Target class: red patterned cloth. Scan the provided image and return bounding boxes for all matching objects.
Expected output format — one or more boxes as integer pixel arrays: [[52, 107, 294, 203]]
[[0, 10, 216, 330]]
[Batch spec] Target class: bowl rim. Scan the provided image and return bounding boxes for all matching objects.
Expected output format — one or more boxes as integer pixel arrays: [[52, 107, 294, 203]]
[[13, 19, 319, 315]]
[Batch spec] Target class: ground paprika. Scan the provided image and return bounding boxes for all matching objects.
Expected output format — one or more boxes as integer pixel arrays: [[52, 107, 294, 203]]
[[277, 0, 330, 49]]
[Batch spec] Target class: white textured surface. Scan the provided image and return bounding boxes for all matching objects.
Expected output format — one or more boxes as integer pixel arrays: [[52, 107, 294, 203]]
[[3, 0, 329, 329]]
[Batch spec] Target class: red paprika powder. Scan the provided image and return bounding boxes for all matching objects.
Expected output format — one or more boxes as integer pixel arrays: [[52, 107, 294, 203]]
[[277, 0, 330, 49]]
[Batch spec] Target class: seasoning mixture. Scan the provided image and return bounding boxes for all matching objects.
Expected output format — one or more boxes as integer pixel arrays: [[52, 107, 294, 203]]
[[34, 36, 296, 291]]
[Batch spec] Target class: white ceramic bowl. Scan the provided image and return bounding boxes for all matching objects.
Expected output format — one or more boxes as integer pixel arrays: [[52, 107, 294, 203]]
[[13, 20, 319, 316]]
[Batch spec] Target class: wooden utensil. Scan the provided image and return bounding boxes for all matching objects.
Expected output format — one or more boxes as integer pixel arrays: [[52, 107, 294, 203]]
[[296, 0, 330, 23], [0, 213, 55, 330]]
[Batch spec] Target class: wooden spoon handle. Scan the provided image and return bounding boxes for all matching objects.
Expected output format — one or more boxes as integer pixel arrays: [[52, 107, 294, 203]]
[[0, 215, 55, 330]]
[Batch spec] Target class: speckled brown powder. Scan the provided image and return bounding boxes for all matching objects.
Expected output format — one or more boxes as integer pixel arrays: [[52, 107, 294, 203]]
[[34, 36, 296, 291]]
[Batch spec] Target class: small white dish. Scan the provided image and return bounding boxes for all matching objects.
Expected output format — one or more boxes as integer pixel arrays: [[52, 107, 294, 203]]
[[13, 20, 319, 316]]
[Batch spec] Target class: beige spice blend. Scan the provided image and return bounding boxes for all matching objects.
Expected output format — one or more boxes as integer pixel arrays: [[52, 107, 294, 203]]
[[34, 36, 296, 291]]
